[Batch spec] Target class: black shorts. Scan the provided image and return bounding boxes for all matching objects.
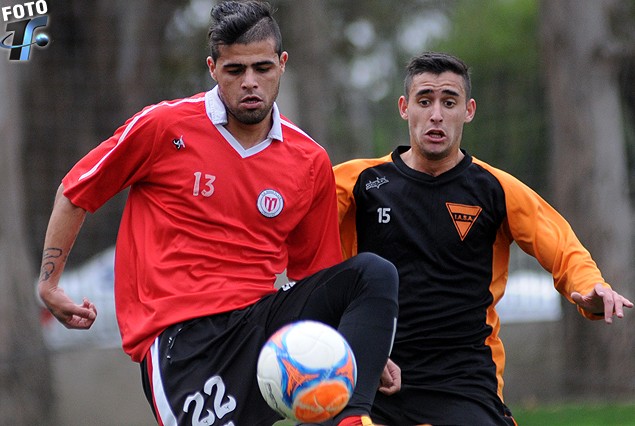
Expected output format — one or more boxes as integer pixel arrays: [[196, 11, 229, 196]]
[[371, 385, 516, 426], [139, 253, 399, 426]]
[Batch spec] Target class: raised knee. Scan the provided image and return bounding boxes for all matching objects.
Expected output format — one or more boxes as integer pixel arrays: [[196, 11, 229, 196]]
[[355, 252, 396, 274], [353, 252, 398, 295]]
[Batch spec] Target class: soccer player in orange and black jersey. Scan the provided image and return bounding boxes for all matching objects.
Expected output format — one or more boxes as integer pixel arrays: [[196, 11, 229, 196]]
[[335, 52, 632, 426]]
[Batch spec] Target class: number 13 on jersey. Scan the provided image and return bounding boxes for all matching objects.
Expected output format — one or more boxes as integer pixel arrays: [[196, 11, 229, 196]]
[[193, 172, 216, 197]]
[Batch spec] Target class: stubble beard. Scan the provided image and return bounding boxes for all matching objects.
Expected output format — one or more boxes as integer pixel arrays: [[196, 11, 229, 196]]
[[228, 107, 271, 125], [222, 83, 280, 126]]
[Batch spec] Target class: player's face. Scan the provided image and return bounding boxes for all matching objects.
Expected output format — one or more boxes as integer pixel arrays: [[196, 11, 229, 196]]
[[207, 39, 287, 126], [399, 71, 476, 163]]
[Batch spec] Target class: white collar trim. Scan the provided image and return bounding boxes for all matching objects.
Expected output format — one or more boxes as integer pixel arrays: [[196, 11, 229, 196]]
[[205, 86, 283, 158]]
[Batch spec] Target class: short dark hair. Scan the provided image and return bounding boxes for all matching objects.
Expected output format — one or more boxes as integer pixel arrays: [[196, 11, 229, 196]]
[[404, 52, 472, 100], [208, 0, 283, 61]]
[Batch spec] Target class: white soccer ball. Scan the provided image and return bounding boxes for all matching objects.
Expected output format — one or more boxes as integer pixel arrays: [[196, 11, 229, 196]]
[[256, 320, 357, 423]]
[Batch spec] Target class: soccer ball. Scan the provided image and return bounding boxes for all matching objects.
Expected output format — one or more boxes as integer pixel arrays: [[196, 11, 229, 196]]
[[256, 320, 357, 423]]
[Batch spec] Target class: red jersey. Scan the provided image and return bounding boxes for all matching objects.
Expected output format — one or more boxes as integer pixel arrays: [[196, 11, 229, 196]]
[[63, 88, 342, 362]]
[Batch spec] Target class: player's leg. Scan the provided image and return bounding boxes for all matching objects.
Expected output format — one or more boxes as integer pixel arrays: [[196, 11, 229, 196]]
[[265, 252, 399, 425], [136, 253, 397, 425]]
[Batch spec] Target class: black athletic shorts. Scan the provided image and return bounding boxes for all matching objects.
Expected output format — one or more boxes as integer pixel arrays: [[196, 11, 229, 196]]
[[142, 308, 276, 425], [139, 253, 398, 426], [371, 384, 516, 426]]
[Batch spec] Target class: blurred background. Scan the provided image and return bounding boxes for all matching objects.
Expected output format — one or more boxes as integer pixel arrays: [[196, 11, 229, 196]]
[[1, 0, 635, 424]]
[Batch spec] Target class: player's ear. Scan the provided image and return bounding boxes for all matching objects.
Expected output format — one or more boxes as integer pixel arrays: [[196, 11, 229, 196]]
[[465, 98, 476, 123], [279, 51, 288, 73], [207, 56, 217, 81], [398, 96, 408, 120]]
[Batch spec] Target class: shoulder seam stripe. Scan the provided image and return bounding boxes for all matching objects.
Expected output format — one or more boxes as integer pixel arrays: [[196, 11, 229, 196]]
[[78, 96, 206, 182], [279, 117, 327, 151]]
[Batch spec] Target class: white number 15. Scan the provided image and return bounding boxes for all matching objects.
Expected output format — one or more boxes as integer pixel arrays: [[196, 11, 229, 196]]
[[377, 207, 391, 223]]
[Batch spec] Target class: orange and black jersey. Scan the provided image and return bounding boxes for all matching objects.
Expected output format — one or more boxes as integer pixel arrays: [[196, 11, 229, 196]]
[[334, 146, 608, 424]]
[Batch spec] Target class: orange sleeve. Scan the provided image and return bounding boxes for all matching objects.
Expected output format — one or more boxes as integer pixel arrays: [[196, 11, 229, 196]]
[[333, 155, 391, 260], [475, 158, 609, 320]]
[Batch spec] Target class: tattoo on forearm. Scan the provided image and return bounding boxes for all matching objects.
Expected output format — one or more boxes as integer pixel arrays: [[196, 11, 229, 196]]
[[40, 247, 63, 281], [43, 247, 63, 260]]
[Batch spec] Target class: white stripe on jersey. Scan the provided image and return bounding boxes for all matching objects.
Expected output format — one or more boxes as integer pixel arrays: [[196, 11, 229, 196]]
[[78, 96, 206, 182], [279, 117, 327, 151], [150, 338, 178, 426]]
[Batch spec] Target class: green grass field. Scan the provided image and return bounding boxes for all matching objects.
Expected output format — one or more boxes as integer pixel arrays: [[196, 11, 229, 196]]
[[512, 402, 635, 426], [272, 402, 635, 425]]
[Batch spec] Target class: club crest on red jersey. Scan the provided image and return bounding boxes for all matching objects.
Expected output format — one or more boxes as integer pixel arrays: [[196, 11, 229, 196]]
[[257, 189, 284, 218]]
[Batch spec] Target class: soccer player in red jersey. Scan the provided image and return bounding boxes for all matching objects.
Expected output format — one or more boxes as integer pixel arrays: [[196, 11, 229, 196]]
[[334, 52, 632, 425], [37, 2, 397, 425]]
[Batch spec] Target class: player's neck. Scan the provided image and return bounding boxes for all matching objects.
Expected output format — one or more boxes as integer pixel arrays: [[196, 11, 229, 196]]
[[225, 116, 272, 150], [403, 148, 464, 177]]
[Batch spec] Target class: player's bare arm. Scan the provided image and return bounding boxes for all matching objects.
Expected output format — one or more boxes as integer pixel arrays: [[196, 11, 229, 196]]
[[571, 283, 633, 324], [37, 184, 96, 329]]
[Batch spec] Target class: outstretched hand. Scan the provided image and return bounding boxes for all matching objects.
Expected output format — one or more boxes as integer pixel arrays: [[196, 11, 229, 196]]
[[378, 358, 401, 395], [571, 283, 633, 324], [38, 282, 97, 329]]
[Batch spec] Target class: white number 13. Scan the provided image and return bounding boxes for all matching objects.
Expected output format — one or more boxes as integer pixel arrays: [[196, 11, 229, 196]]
[[193, 172, 216, 197]]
